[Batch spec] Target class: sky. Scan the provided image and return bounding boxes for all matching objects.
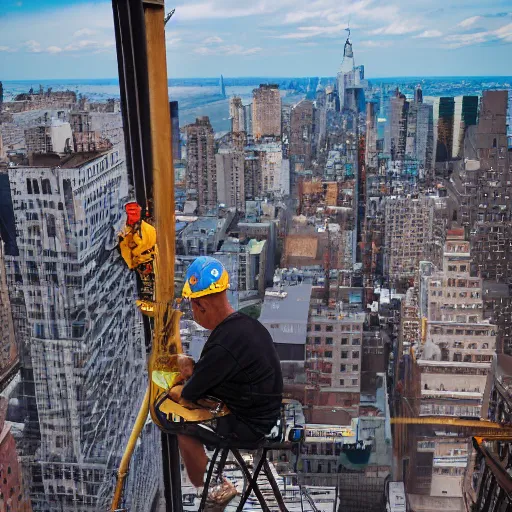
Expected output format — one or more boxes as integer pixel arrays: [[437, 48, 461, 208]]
[[1, 0, 512, 80]]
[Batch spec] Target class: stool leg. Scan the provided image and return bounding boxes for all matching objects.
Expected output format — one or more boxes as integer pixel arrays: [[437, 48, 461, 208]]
[[215, 448, 229, 482], [232, 449, 269, 512], [199, 447, 220, 512], [263, 458, 289, 512]]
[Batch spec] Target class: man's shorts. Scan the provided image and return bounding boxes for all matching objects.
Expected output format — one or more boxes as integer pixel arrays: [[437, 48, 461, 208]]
[[175, 414, 264, 449]]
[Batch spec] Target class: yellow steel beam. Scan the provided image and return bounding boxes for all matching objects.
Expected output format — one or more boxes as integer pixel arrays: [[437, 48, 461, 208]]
[[391, 416, 512, 432], [111, 388, 150, 511], [111, 1, 175, 510]]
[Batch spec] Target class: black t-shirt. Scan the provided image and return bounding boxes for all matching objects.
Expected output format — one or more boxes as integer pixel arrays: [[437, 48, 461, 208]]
[[181, 312, 283, 434]]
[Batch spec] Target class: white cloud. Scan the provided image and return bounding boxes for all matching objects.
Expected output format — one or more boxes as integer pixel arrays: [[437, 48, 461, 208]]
[[46, 46, 63, 54], [166, 38, 182, 46], [0, 46, 15, 52], [280, 0, 394, 26], [494, 22, 512, 42], [63, 39, 116, 53], [360, 40, 393, 47], [24, 40, 42, 53], [4, 3, 116, 56], [443, 31, 488, 49], [442, 21, 512, 48], [370, 20, 422, 35], [74, 28, 97, 38], [275, 23, 351, 39], [203, 36, 224, 44], [414, 30, 442, 38], [194, 44, 262, 56], [174, 1, 287, 21], [458, 16, 481, 28]]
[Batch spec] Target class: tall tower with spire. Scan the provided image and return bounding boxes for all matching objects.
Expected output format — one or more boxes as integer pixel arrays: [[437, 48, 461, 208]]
[[336, 29, 367, 113]]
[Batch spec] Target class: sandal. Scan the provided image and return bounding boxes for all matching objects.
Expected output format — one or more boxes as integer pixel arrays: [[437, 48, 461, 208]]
[[206, 477, 238, 508]]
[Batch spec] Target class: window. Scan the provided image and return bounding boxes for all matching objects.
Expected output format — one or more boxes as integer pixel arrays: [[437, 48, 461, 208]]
[[352, 338, 360, 345], [270, 323, 279, 328], [314, 324, 321, 332], [341, 351, 348, 359], [352, 351, 360, 359], [341, 338, 348, 345], [326, 337, 333, 345], [325, 351, 332, 358], [326, 325, 333, 332], [26, 178, 33, 194], [315, 337, 321, 345], [32, 179, 40, 194], [47, 214, 56, 238], [352, 365, 358, 371], [42, 179, 52, 194], [339, 379, 345, 386], [352, 379, 358, 386], [340, 364, 346, 372]]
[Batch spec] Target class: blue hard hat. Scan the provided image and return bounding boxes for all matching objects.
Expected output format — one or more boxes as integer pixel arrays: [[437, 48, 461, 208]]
[[182, 256, 230, 299]]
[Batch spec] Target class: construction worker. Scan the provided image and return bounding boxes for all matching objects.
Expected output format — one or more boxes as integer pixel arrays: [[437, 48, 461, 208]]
[[170, 256, 283, 506]]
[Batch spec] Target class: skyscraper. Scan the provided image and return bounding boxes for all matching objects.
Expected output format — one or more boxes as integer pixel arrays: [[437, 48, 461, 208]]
[[452, 95, 478, 159], [289, 100, 314, 170], [254, 142, 286, 195], [435, 96, 455, 162], [185, 116, 217, 211], [463, 91, 512, 280], [313, 83, 327, 160], [244, 151, 262, 201], [252, 84, 281, 139], [387, 88, 409, 163], [336, 32, 367, 113], [414, 84, 423, 104], [0, 237, 17, 385], [384, 195, 435, 284], [365, 102, 378, 170], [170, 101, 182, 160], [243, 103, 253, 135], [216, 149, 245, 211], [3, 149, 162, 511], [406, 93, 434, 174], [229, 96, 245, 133]]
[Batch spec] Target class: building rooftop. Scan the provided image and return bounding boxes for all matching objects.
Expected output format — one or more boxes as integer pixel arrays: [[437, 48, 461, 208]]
[[260, 284, 313, 345], [247, 239, 265, 255]]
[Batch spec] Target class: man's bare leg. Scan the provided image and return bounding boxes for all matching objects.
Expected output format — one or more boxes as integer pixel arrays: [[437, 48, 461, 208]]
[[177, 434, 208, 487]]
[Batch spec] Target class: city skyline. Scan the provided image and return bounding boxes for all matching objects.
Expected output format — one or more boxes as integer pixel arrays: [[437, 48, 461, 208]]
[[1, 0, 512, 80]]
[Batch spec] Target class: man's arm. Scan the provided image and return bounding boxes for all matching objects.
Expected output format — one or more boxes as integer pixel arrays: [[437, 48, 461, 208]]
[[181, 344, 235, 403]]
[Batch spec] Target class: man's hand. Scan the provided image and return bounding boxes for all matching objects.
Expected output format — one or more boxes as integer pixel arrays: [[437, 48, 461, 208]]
[[177, 354, 195, 380], [169, 384, 184, 403], [169, 384, 201, 409]]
